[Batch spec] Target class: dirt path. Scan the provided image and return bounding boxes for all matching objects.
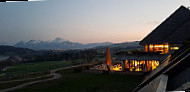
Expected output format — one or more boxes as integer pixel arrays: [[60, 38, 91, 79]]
[[0, 65, 85, 92]]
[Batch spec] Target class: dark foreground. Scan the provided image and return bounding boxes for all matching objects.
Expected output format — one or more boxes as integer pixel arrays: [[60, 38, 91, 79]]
[[11, 69, 143, 92]]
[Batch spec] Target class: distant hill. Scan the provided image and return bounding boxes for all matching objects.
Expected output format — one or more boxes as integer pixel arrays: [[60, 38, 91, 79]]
[[14, 38, 113, 50], [0, 45, 34, 56], [93, 41, 143, 53], [94, 41, 140, 48]]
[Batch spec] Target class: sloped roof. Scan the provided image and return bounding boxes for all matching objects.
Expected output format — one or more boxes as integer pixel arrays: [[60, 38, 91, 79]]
[[140, 6, 190, 45]]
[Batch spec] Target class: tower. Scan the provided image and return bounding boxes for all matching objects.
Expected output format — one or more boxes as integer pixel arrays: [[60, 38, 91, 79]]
[[106, 47, 112, 66]]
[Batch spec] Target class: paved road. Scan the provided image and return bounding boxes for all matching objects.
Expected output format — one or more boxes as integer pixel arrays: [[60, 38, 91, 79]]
[[0, 64, 86, 92]]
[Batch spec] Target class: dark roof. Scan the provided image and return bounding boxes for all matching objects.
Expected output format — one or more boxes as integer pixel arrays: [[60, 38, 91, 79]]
[[140, 6, 190, 45]]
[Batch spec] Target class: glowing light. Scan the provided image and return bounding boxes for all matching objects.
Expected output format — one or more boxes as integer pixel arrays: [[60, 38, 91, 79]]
[[124, 60, 159, 72], [111, 64, 122, 71], [152, 60, 159, 70], [170, 47, 179, 50], [146, 43, 169, 54], [145, 45, 148, 52]]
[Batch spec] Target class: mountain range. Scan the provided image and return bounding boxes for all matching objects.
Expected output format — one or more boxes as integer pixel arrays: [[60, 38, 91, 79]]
[[14, 38, 113, 50]]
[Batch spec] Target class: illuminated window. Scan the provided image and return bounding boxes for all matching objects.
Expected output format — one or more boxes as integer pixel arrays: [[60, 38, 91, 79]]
[[170, 47, 179, 50], [145, 45, 148, 52], [149, 44, 154, 52], [145, 43, 169, 54], [124, 60, 159, 72]]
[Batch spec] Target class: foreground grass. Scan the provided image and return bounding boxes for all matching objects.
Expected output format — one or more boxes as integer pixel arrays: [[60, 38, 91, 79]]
[[0, 75, 53, 90], [12, 69, 143, 92], [0, 61, 72, 77], [0, 71, 50, 81]]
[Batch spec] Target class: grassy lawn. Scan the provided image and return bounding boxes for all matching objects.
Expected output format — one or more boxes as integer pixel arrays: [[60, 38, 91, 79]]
[[0, 71, 49, 81], [0, 75, 53, 90], [0, 55, 6, 58], [0, 61, 73, 77], [12, 69, 143, 92]]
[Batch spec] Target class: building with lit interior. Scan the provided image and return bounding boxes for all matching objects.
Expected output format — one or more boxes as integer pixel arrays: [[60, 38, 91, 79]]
[[118, 6, 190, 72], [133, 6, 190, 92]]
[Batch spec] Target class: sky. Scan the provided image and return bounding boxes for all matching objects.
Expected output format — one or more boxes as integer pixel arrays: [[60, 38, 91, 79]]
[[0, 0, 190, 44]]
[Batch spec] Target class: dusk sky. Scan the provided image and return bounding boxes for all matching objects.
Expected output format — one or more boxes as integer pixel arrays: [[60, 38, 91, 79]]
[[0, 0, 190, 44]]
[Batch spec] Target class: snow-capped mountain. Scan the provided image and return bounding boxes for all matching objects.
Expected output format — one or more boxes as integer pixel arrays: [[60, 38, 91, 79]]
[[14, 38, 113, 50]]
